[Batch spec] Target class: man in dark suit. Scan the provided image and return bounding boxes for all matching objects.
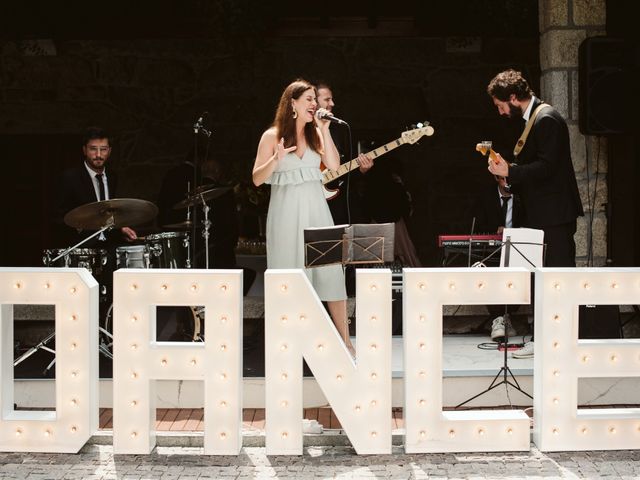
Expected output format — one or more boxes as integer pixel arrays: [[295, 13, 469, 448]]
[[486, 69, 584, 358], [315, 82, 373, 226], [53, 126, 137, 247], [487, 70, 583, 267]]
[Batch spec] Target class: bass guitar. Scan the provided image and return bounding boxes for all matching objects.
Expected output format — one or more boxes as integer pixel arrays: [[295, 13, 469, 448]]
[[322, 124, 434, 200]]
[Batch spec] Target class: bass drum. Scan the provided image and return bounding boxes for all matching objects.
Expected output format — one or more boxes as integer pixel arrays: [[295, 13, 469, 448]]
[[101, 304, 203, 353]]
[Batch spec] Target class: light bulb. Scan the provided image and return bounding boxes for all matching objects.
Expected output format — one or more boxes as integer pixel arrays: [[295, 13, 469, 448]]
[[370, 400, 377, 407], [336, 374, 343, 381], [281, 400, 288, 407], [70, 314, 78, 321], [220, 284, 228, 292], [611, 282, 619, 289], [370, 372, 377, 380], [418, 399, 426, 406], [220, 316, 227, 324], [506, 427, 513, 435], [14, 282, 22, 289], [190, 359, 197, 366], [70, 426, 77, 433], [448, 282, 456, 290], [583, 282, 590, 290], [130, 343, 138, 350], [219, 432, 227, 439], [370, 284, 378, 292], [130, 284, 138, 291], [477, 282, 485, 289], [131, 400, 138, 407], [161, 359, 168, 366], [552, 427, 559, 435], [281, 373, 288, 380], [355, 405, 361, 412], [552, 397, 559, 405], [370, 315, 377, 322], [420, 430, 426, 437], [190, 284, 198, 291], [69, 286, 77, 294], [449, 429, 456, 437], [131, 431, 138, 438], [419, 315, 426, 322], [161, 284, 168, 291], [418, 282, 426, 290], [370, 431, 377, 437], [70, 399, 78, 406], [317, 344, 324, 351], [553, 314, 560, 323], [280, 344, 288, 351], [477, 428, 485, 436], [131, 315, 138, 322], [419, 342, 426, 350], [220, 401, 227, 408], [553, 282, 560, 290], [70, 342, 77, 350], [280, 284, 287, 292], [15, 428, 22, 436], [220, 344, 227, 351], [418, 370, 426, 378], [220, 373, 227, 380], [370, 343, 377, 351], [44, 429, 52, 437], [281, 431, 288, 439], [507, 282, 514, 289], [280, 315, 288, 323]]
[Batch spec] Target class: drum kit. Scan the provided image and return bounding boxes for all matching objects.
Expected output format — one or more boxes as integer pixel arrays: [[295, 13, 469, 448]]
[[14, 185, 232, 374]]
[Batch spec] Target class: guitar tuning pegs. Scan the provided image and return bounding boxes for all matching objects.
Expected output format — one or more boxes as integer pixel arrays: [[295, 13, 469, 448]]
[[409, 124, 417, 130]]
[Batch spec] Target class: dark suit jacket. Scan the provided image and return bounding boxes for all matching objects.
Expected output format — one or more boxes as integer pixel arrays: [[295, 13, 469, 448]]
[[474, 183, 523, 234], [507, 98, 584, 228], [52, 164, 118, 247]]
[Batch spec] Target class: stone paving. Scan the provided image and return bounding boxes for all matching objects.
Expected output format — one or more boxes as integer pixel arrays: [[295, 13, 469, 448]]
[[2, 444, 640, 479]]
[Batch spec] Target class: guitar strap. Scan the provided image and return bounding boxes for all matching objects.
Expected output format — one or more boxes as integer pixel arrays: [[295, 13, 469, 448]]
[[513, 102, 551, 158]]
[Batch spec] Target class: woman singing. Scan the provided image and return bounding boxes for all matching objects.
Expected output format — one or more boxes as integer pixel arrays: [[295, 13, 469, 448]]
[[252, 79, 353, 355]]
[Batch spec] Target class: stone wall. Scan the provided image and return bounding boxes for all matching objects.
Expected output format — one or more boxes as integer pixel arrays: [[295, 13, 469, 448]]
[[539, 0, 608, 266]]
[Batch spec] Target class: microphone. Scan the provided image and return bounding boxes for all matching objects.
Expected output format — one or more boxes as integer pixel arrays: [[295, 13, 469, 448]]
[[317, 111, 348, 125]]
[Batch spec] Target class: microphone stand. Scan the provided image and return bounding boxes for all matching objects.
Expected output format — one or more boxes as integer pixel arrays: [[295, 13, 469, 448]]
[[455, 236, 543, 408]]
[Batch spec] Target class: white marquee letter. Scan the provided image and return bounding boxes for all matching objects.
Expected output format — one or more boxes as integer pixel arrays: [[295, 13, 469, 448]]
[[265, 269, 392, 455], [113, 269, 243, 454], [403, 267, 531, 453], [534, 268, 640, 451], [0, 268, 98, 453]]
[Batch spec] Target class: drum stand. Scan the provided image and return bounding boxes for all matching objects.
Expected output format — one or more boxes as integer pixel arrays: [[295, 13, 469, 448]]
[[17, 221, 115, 374], [199, 194, 212, 269]]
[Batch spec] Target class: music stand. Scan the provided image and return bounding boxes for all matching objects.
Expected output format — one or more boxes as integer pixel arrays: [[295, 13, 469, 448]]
[[456, 228, 544, 408], [304, 223, 395, 268]]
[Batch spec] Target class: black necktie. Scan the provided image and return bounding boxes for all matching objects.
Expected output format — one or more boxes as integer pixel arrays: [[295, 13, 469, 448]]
[[501, 195, 510, 225], [95, 174, 106, 201]]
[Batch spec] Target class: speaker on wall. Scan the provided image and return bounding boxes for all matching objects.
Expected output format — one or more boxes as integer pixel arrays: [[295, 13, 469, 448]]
[[579, 36, 631, 135]]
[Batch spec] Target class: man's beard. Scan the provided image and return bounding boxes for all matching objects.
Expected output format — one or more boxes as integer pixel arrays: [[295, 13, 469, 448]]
[[508, 102, 523, 119]]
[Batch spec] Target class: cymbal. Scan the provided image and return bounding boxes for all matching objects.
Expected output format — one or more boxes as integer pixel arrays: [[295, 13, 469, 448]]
[[173, 185, 232, 210], [64, 198, 158, 230], [162, 220, 194, 229]]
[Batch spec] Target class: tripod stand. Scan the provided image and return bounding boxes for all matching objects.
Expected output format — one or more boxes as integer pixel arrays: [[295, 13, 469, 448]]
[[455, 232, 544, 408]]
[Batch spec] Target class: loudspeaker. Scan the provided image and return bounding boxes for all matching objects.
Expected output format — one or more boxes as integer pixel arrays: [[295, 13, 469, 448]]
[[579, 36, 631, 135], [578, 305, 621, 339]]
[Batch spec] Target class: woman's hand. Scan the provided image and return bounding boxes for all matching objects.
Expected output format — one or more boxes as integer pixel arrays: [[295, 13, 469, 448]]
[[276, 137, 296, 161], [315, 108, 332, 129]]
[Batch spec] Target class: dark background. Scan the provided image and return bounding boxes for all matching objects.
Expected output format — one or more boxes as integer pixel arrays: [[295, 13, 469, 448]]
[[0, 0, 637, 268]]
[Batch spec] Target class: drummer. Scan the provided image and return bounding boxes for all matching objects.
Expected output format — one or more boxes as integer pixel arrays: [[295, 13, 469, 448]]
[[52, 126, 138, 247]]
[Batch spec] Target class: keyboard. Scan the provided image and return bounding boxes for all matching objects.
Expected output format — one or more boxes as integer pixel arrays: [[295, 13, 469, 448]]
[[438, 234, 502, 248]]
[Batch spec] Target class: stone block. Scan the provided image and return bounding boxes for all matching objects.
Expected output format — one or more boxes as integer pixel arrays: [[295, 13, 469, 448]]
[[573, 0, 606, 26], [575, 211, 607, 258], [540, 29, 586, 69], [540, 70, 569, 118], [539, 0, 568, 31], [576, 173, 607, 214]]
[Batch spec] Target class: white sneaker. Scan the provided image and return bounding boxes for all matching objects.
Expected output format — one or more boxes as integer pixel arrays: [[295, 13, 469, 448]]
[[302, 419, 323, 434], [490, 316, 516, 342], [512, 341, 534, 359]]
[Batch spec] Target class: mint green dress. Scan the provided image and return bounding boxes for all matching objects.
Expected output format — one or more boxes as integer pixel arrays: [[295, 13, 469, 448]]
[[265, 149, 347, 301]]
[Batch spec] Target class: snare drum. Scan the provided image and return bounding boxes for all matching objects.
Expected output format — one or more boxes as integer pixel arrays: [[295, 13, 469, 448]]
[[146, 231, 191, 268], [43, 248, 108, 275], [116, 245, 150, 269]]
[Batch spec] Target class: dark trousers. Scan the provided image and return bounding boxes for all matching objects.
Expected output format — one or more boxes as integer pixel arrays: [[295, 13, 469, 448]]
[[542, 220, 577, 267], [527, 220, 577, 341]]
